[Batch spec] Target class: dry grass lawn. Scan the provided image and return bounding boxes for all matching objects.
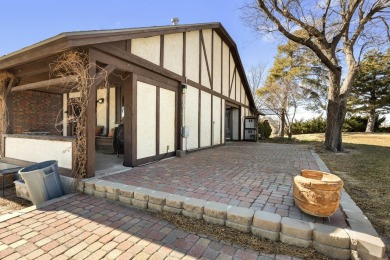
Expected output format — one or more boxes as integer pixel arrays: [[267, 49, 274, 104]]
[[292, 132, 390, 249]]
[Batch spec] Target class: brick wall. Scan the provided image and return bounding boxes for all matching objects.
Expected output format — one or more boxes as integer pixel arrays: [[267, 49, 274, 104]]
[[11, 91, 63, 135]]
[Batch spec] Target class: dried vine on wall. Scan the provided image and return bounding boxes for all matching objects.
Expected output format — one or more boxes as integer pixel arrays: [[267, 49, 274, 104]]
[[51, 51, 108, 180], [0, 71, 16, 156]]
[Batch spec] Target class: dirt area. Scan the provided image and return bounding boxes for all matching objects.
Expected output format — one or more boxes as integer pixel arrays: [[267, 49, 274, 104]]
[[0, 185, 32, 216], [159, 211, 331, 259]]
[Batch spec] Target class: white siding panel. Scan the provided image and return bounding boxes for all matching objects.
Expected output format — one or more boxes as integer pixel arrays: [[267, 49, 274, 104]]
[[137, 82, 156, 159], [241, 106, 245, 139], [222, 43, 230, 97], [185, 85, 199, 149], [236, 74, 241, 102], [186, 31, 200, 83], [96, 88, 107, 134], [164, 33, 183, 75], [132, 36, 160, 65], [109, 87, 117, 130], [213, 33, 222, 93], [212, 96, 221, 145], [222, 100, 225, 143], [201, 91, 211, 147], [201, 29, 212, 88], [159, 88, 175, 154]]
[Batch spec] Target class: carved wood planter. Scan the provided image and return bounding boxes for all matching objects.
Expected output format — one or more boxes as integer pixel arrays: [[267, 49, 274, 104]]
[[293, 170, 343, 217]]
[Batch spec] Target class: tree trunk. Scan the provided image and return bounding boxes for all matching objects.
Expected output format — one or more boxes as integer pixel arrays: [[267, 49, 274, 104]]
[[365, 108, 376, 132], [324, 70, 344, 151], [279, 109, 285, 137]]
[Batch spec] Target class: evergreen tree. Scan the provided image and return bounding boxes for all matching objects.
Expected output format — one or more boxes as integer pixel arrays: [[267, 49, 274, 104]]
[[350, 49, 390, 132]]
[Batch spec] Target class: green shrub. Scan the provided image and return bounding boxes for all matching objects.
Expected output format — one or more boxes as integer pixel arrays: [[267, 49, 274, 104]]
[[343, 115, 385, 132], [258, 120, 272, 139], [292, 116, 326, 134]]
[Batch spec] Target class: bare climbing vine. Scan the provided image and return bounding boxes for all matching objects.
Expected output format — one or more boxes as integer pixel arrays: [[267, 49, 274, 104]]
[[51, 51, 108, 180], [0, 71, 16, 156]]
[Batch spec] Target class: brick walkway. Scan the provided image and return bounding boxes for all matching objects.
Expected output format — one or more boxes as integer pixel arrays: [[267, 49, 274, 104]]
[[103, 142, 347, 228], [0, 194, 299, 259]]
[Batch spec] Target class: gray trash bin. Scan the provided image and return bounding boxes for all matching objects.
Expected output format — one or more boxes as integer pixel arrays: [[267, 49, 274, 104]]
[[19, 160, 64, 205]]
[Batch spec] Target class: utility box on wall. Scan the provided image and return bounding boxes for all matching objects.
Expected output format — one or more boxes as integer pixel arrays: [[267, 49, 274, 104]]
[[244, 116, 258, 141]]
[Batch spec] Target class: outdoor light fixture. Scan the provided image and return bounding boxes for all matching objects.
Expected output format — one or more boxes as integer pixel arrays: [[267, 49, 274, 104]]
[[181, 83, 187, 94], [97, 98, 104, 104]]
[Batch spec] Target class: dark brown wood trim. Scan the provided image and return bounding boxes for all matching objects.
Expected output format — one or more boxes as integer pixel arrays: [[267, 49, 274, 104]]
[[123, 73, 137, 167], [183, 32, 186, 77], [211, 95, 213, 145], [92, 43, 185, 83], [105, 83, 110, 135], [198, 89, 201, 148], [86, 54, 97, 178], [160, 35, 164, 67], [187, 79, 250, 109], [135, 151, 176, 166], [211, 30, 214, 91], [177, 83, 182, 151], [221, 39, 223, 95], [156, 87, 160, 155], [200, 30, 212, 88], [239, 106, 242, 140], [226, 101, 240, 109], [11, 76, 78, 92], [137, 75, 177, 92], [228, 49, 230, 97], [89, 48, 179, 89], [220, 98, 223, 144], [199, 31, 202, 84], [126, 39, 131, 52]]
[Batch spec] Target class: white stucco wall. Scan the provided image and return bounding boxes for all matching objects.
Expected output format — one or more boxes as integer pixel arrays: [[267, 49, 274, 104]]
[[186, 31, 200, 83], [232, 108, 239, 140], [241, 106, 245, 139], [109, 87, 118, 130], [96, 88, 107, 134], [137, 82, 156, 159], [236, 75, 241, 103], [222, 43, 230, 97], [212, 96, 221, 145], [213, 33, 222, 94], [132, 36, 160, 65], [222, 100, 225, 142], [159, 88, 175, 154], [184, 85, 199, 150], [229, 53, 236, 100], [241, 84, 245, 104], [201, 29, 212, 89], [5, 137, 73, 169], [164, 33, 183, 75], [200, 91, 211, 147]]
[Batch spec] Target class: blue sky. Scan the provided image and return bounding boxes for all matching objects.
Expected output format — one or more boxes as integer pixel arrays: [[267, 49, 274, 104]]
[[0, 0, 276, 70]]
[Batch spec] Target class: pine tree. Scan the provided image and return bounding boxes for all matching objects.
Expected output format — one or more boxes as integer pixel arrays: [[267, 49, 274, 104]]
[[350, 49, 390, 132]]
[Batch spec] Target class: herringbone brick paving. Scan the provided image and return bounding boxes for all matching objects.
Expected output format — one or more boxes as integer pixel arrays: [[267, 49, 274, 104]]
[[103, 142, 347, 227], [0, 194, 300, 259]]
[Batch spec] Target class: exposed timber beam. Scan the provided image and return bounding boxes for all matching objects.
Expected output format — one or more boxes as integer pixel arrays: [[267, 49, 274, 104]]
[[11, 76, 78, 92]]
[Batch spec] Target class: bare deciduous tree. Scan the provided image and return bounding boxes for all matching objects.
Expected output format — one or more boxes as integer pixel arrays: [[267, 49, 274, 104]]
[[242, 0, 390, 151]]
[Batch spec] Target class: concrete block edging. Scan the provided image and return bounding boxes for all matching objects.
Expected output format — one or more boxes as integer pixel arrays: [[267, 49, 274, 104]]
[[80, 179, 387, 260]]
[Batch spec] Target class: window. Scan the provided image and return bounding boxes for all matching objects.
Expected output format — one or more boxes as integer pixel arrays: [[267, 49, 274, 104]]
[[115, 85, 124, 123]]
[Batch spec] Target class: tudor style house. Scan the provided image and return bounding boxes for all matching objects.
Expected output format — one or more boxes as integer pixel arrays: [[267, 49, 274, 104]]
[[0, 22, 258, 178]]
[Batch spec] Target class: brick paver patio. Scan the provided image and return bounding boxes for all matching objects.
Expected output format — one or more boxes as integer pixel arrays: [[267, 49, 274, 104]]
[[0, 194, 299, 259], [103, 142, 347, 228]]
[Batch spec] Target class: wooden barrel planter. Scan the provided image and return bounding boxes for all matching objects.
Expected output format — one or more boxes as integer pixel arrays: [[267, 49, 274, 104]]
[[293, 170, 343, 217]]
